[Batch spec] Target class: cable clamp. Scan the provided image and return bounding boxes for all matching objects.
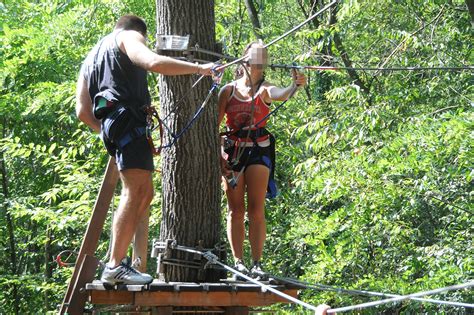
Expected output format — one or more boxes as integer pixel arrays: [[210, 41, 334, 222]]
[[202, 251, 218, 264]]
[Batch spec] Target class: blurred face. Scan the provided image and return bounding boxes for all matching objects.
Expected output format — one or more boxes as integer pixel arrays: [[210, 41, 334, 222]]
[[247, 45, 268, 69]]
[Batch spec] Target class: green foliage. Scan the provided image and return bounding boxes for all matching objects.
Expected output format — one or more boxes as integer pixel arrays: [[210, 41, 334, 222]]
[[0, 0, 159, 313], [0, 0, 472, 313]]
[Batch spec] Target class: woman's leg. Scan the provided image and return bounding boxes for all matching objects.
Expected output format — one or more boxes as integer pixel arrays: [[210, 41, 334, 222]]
[[224, 172, 247, 262], [245, 164, 270, 262]]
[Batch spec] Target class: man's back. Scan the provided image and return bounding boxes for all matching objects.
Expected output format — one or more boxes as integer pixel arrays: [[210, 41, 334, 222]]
[[81, 31, 151, 119]]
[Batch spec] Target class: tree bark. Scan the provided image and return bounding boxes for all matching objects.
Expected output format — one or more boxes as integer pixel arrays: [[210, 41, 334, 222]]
[[44, 226, 53, 309], [156, 0, 222, 282], [244, 0, 263, 39], [466, 0, 474, 25]]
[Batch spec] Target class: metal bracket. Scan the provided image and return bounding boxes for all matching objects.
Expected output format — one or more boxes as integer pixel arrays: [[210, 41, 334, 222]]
[[156, 34, 190, 51]]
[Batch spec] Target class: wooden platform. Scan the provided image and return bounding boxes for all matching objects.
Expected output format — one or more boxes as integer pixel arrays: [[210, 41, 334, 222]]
[[86, 279, 300, 314]]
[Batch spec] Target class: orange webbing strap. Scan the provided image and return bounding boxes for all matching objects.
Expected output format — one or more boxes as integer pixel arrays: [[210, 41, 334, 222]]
[[144, 105, 163, 156]]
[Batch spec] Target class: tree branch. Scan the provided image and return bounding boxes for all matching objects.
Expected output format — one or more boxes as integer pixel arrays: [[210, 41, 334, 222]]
[[328, 7, 370, 96], [466, 0, 474, 25], [376, 5, 446, 74], [244, 0, 263, 39]]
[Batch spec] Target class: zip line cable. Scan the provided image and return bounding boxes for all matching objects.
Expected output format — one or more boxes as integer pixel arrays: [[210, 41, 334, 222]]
[[168, 243, 324, 313], [156, 241, 474, 314], [327, 281, 474, 313], [269, 64, 474, 72], [273, 276, 474, 309], [215, 0, 338, 71], [263, 0, 338, 49]]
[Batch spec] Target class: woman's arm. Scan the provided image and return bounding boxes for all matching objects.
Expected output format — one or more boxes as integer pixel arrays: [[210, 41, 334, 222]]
[[265, 70, 307, 102]]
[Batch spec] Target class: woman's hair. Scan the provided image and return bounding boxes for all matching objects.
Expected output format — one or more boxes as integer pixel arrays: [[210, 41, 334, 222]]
[[115, 15, 147, 36], [234, 40, 267, 82]]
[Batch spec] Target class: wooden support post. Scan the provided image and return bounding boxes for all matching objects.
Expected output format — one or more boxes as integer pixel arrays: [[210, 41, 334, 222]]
[[60, 158, 119, 314], [66, 255, 100, 315], [133, 209, 150, 273]]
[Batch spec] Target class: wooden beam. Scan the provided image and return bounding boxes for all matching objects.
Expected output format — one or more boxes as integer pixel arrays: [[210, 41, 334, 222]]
[[225, 306, 249, 315], [60, 158, 119, 314], [89, 290, 134, 305], [89, 289, 298, 307], [151, 306, 173, 315], [66, 255, 100, 315]]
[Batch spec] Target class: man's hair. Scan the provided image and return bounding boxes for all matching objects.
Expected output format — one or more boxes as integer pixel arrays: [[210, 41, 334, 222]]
[[115, 15, 147, 36]]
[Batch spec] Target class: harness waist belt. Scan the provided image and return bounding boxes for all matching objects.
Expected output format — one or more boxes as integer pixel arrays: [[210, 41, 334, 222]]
[[117, 127, 146, 149], [227, 137, 271, 148], [231, 127, 269, 139], [229, 134, 270, 143]]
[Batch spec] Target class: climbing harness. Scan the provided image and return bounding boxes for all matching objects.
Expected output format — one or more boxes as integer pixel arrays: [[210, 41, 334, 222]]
[[221, 70, 299, 191], [220, 63, 260, 189], [144, 105, 163, 156]]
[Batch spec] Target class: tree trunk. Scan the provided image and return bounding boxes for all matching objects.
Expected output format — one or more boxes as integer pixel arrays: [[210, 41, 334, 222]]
[[156, 0, 222, 282], [466, 0, 474, 25], [44, 226, 53, 309]]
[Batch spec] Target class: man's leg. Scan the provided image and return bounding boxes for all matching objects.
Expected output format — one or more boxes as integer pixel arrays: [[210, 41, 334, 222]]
[[109, 168, 153, 267]]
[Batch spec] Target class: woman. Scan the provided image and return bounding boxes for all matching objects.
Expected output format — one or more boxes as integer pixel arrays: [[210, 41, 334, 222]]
[[217, 41, 307, 280]]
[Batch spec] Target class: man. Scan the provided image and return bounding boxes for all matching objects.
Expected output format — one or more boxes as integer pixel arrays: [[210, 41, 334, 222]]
[[76, 15, 215, 285]]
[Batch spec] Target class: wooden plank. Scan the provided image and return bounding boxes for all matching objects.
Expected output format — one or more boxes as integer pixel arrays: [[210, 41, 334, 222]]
[[89, 290, 134, 304], [131, 290, 299, 307], [66, 255, 100, 315], [60, 157, 119, 314], [86, 280, 147, 292], [225, 306, 249, 315], [151, 306, 173, 315]]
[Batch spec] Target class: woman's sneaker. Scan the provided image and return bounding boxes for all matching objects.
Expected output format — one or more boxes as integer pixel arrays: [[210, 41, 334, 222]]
[[101, 257, 153, 285], [232, 259, 249, 281], [250, 261, 268, 281]]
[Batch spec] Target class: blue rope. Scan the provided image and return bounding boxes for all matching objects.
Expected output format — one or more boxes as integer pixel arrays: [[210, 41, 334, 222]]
[[160, 82, 219, 149]]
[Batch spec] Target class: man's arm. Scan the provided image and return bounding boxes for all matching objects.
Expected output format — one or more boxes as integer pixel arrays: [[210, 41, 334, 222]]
[[76, 75, 101, 133], [118, 30, 213, 76]]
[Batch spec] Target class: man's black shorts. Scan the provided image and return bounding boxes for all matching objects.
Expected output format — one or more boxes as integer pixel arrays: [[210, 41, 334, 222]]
[[100, 106, 154, 171]]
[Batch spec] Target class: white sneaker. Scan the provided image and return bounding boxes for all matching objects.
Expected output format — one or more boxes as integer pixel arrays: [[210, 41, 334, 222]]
[[232, 259, 249, 281], [101, 257, 153, 285], [250, 261, 268, 281]]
